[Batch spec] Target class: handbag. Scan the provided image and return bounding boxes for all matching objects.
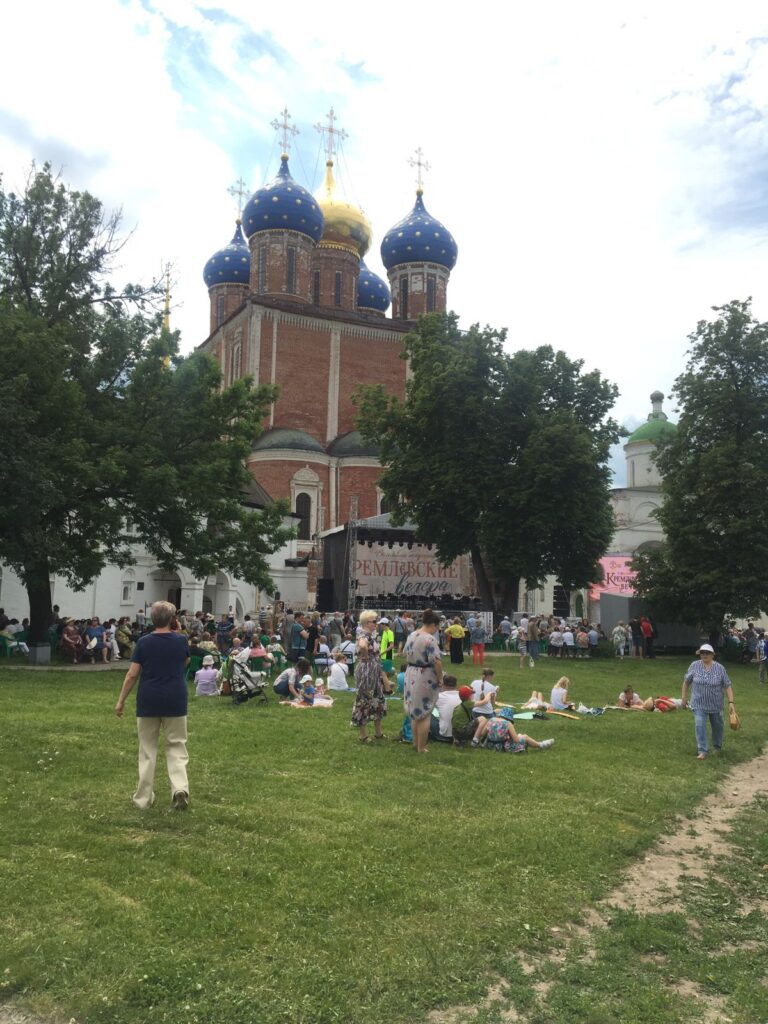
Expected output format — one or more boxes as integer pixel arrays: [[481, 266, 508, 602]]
[[85, 636, 98, 651], [729, 707, 741, 731]]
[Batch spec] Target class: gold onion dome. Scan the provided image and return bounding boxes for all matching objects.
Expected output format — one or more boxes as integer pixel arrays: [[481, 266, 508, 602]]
[[315, 160, 371, 258]]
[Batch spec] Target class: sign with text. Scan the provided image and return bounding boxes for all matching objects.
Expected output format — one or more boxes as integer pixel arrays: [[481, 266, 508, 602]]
[[352, 542, 470, 599], [589, 554, 637, 601]]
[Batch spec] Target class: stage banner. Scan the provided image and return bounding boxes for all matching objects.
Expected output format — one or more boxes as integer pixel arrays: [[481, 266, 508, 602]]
[[589, 554, 637, 601], [352, 542, 470, 600]]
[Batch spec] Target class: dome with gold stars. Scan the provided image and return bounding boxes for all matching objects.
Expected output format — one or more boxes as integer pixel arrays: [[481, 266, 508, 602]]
[[315, 160, 372, 258], [357, 259, 390, 314], [203, 220, 251, 287], [242, 155, 324, 243], [381, 190, 458, 271]]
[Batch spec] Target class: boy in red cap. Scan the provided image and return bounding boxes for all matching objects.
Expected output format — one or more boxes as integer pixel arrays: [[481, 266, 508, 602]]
[[451, 685, 482, 745]]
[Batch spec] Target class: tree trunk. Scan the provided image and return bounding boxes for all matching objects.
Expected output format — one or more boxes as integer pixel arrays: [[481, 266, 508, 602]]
[[469, 545, 495, 611], [26, 562, 53, 644], [497, 577, 520, 614]]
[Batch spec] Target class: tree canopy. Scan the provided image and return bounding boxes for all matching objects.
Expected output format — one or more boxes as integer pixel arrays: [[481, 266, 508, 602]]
[[355, 312, 619, 611], [0, 164, 291, 641], [632, 299, 768, 638]]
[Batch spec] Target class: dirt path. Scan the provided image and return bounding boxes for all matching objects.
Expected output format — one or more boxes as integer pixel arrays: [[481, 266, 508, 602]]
[[427, 746, 768, 1024]]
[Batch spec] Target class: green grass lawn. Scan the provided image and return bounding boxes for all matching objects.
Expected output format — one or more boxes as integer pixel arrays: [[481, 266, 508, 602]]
[[1, 655, 766, 1024]]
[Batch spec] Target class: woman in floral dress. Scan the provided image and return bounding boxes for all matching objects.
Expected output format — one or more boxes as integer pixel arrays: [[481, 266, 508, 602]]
[[403, 608, 444, 754], [351, 609, 387, 742]]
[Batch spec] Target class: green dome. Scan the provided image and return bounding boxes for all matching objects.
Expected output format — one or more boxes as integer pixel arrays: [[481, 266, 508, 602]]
[[626, 417, 677, 444], [626, 391, 676, 444], [252, 428, 325, 454], [327, 430, 379, 458]]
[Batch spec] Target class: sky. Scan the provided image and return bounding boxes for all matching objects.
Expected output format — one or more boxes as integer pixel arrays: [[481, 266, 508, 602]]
[[2, 0, 768, 483]]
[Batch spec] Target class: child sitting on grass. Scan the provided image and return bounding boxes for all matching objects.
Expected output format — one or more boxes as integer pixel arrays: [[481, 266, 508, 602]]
[[451, 686, 481, 745], [473, 711, 555, 753]]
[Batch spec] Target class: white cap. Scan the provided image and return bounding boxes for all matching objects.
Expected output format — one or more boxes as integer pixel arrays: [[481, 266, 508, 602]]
[[697, 643, 715, 654], [378, 617, 390, 624], [202, 654, 215, 666]]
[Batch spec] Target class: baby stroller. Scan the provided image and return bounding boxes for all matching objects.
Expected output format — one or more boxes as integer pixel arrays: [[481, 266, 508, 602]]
[[223, 650, 269, 705]]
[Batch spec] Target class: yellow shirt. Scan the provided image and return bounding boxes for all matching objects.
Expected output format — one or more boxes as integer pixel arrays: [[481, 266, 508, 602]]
[[445, 624, 465, 639]]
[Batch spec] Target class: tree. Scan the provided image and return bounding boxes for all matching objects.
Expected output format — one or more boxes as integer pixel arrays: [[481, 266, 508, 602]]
[[0, 164, 291, 644], [632, 299, 768, 641], [354, 312, 619, 611]]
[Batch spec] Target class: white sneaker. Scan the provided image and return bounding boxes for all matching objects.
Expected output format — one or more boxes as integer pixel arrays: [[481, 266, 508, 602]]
[[539, 739, 555, 750]]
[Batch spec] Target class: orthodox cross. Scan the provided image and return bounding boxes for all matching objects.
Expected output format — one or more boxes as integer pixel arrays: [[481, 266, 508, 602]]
[[315, 107, 348, 163], [227, 177, 248, 219], [271, 106, 299, 154], [408, 147, 431, 191]]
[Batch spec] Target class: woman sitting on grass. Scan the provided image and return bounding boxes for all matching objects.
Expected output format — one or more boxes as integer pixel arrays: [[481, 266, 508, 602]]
[[327, 652, 352, 691], [194, 655, 220, 696], [550, 676, 575, 710], [473, 711, 555, 753], [273, 658, 312, 700]]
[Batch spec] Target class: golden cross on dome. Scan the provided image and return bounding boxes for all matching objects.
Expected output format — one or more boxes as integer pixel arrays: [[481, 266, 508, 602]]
[[315, 107, 348, 163], [227, 176, 248, 219], [271, 107, 299, 155], [408, 146, 431, 192]]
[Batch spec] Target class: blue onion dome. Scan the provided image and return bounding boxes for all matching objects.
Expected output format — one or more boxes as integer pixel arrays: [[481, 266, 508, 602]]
[[242, 155, 324, 243], [380, 189, 458, 271], [357, 259, 391, 314], [203, 220, 250, 287]]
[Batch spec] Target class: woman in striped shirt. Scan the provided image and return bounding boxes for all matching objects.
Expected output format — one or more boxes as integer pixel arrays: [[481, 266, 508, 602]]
[[681, 644, 737, 760]]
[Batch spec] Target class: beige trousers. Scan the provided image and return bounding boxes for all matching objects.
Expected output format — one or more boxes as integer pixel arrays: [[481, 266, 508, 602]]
[[133, 716, 189, 810]]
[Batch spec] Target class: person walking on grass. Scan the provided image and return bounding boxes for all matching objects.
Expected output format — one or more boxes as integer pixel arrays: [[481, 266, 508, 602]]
[[470, 618, 487, 666], [115, 600, 191, 811], [681, 644, 737, 761]]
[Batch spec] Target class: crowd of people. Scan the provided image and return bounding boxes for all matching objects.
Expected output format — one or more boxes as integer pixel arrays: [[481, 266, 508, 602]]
[[3, 594, 747, 810]]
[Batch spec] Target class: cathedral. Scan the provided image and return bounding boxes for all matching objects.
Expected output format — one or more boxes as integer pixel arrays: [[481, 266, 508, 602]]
[[198, 110, 458, 601]]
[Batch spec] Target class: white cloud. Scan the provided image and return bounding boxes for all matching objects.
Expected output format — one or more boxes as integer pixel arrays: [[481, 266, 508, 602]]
[[1, 0, 767, 425]]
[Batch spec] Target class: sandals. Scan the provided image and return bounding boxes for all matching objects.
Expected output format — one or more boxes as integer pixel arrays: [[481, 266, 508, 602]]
[[359, 736, 373, 744], [374, 734, 387, 740]]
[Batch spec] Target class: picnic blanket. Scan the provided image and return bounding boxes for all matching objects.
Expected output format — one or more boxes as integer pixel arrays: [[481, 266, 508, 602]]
[[279, 697, 335, 709]]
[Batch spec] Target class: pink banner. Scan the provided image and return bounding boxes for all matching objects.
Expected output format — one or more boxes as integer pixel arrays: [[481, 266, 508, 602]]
[[589, 555, 637, 601]]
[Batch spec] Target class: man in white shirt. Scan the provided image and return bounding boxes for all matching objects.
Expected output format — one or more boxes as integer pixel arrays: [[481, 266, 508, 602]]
[[520, 615, 529, 634], [429, 674, 462, 741]]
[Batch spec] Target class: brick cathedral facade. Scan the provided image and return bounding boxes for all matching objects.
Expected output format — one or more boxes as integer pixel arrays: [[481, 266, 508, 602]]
[[199, 144, 458, 598]]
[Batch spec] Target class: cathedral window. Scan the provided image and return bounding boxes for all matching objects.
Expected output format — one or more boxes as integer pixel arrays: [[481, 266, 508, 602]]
[[313, 270, 321, 305], [286, 246, 296, 293], [399, 276, 408, 320], [295, 492, 311, 540], [216, 294, 225, 327], [258, 246, 267, 292], [334, 271, 342, 307], [426, 275, 436, 312], [230, 342, 241, 382]]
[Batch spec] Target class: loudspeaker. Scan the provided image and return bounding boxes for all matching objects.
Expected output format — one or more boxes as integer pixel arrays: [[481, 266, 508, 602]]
[[316, 578, 334, 612]]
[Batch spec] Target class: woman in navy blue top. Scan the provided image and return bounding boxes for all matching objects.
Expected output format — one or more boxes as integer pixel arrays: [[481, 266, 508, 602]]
[[681, 644, 736, 760], [115, 601, 190, 809]]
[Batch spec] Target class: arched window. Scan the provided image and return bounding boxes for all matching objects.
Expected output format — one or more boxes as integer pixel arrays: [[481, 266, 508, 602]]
[[379, 495, 391, 515], [295, 493, 311, 540]]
